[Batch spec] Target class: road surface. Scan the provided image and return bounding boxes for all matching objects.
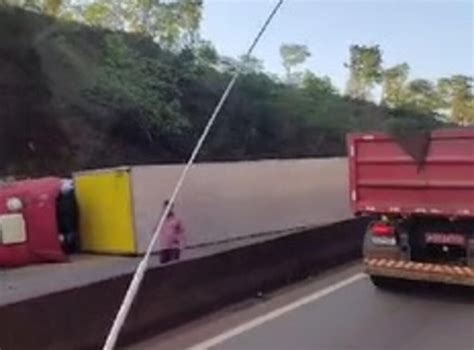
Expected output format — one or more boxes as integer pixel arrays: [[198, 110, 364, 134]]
[[128, 263, 474, 350]]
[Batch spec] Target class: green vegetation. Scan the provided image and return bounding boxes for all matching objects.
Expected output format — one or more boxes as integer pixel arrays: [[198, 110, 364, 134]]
[[280, 43, 311, 84], [345, 44, 473, 123], [438, 75, 474, 126], [345, 45, 383, 100], [0, 2, 472, 176]]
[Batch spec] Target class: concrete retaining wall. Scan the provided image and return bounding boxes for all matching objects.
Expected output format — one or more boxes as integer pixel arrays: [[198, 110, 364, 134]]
[[0, 218, 367, 350]]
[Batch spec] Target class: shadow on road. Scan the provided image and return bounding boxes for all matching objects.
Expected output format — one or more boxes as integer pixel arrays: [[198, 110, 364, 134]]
[[377, 279, 474, 304]]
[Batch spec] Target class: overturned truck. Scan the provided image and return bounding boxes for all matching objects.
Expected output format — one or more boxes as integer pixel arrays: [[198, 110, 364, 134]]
[[348, 128, 474, 287]]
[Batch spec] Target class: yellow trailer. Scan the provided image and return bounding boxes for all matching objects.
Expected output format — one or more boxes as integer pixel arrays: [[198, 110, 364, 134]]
[[74, 167, 137, 254]]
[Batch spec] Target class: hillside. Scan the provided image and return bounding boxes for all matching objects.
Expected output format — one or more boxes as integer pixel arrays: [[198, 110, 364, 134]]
[[0, 6, 440, 177]]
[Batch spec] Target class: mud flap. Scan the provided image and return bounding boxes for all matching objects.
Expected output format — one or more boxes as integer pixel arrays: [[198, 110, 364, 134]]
[[365, 258, 474, 287]]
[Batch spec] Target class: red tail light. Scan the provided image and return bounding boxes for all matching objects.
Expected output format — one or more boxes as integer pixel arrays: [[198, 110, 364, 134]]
[[371, 222, 395, 237]]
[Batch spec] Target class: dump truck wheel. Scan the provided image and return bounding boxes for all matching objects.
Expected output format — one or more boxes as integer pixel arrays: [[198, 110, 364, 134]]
[[370, 275, 397, 289]]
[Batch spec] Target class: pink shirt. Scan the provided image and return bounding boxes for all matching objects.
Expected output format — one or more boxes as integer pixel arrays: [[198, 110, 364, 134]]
[[159, 216, 185, 250]]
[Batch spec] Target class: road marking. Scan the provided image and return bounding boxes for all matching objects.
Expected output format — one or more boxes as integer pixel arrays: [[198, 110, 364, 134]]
[[187, 273, 366, 350]]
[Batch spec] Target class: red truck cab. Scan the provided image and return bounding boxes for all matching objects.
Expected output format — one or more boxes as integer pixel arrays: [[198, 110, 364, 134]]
[[0, 177, 69, 267], [348, 129, 474, 287]]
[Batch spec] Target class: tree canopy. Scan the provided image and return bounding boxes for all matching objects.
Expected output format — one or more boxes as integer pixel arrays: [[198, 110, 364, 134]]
[[345, 45, 383, 100], [438, 75, 474, 125], [382, 63, 410, 108], [280, 43, 311, 83]]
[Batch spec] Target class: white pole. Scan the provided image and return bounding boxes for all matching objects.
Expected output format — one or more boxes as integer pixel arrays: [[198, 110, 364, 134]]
[[103, 1, 285, 348]]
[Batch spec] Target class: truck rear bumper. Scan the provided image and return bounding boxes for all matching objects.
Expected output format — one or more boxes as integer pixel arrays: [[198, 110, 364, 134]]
[[365, 258, 474, 287]]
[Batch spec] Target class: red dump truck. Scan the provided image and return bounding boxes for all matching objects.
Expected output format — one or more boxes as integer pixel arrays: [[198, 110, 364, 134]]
[[348, 128, 474, 287]]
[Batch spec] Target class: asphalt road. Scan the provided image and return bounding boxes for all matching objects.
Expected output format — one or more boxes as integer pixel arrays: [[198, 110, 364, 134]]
[[129, 264, 474, 350]]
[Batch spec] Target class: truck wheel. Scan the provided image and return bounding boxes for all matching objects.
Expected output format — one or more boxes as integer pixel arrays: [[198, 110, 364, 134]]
[[370, 275, 397, 289]]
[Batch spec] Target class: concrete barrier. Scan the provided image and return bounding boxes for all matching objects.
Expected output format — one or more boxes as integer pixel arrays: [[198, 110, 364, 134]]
[[0, 218, 368, 350]]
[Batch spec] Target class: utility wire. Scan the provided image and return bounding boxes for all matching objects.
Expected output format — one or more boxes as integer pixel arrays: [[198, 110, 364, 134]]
[[102, 1, 285, 349]]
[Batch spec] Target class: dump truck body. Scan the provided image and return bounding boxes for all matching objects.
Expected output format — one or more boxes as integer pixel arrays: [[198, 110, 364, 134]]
[[348, 129, 474, 286]]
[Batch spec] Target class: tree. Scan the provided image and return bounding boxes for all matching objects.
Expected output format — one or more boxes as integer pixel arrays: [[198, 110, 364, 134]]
[[44, 0, 63, 16], [382, 63, 409, 108], [239, 54, 264, 74], [11, 0, 72, 17], [302, 71, 337, 98], [83, 1, 114, 27], [279, 43, 311, 82], [218, 56, 239, 74], [345, 44, 383, 100], [149, 0, 203, 48], [438, 75, 474, 125], [404, 79, 439, 115], [87, 34, 185, 142], [300, 71, 345, 131], [80, 0, 203, 48], [195, 40, 218, 66], [177, 0, 202, 47]]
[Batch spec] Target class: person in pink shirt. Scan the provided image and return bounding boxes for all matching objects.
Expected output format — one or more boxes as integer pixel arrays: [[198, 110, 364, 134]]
[[159, 200, 186, 264]]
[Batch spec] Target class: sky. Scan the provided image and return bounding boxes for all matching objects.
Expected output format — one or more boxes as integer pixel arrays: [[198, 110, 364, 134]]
[[200, 0, 474, 92]]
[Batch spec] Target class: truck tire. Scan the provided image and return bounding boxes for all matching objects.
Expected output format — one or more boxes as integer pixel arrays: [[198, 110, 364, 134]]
[[369, 275, 397, 289]]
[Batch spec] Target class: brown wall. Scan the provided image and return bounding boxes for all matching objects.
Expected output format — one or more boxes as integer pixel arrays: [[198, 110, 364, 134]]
[[131, 158, 350, 252]]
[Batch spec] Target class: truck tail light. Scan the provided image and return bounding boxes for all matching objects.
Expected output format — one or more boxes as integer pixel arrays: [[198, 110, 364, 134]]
[[372, 222, 395, 236], [370, 222, 396, 246]]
